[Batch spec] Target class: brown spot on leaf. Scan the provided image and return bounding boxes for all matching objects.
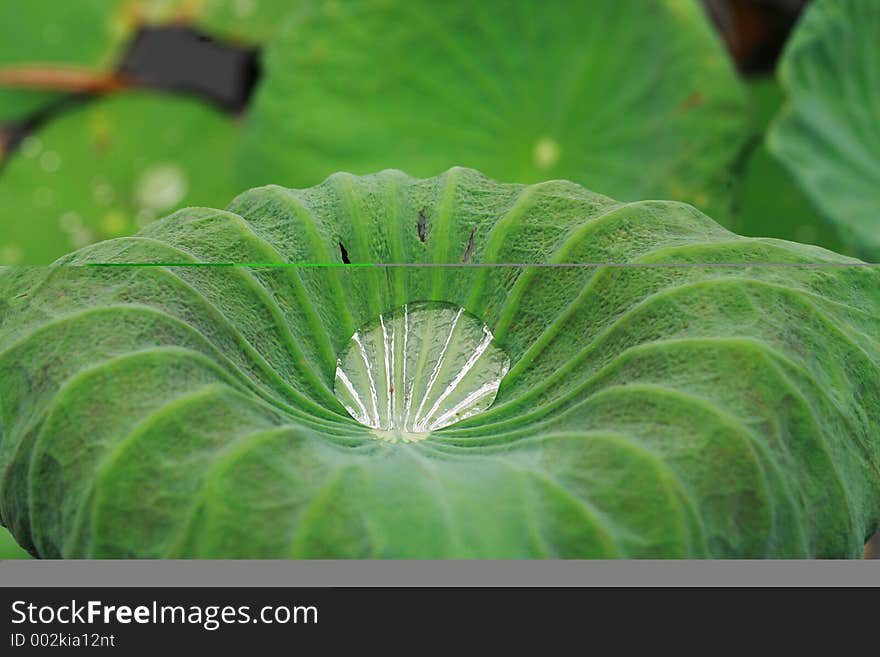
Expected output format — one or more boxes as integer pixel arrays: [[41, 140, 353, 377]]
[[677, 91, 705, 113]]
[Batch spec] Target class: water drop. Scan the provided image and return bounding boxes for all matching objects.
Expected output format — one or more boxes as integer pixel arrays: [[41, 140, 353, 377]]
[[135, 208, 157, 228], [58, 211, 83, 232], [20, 136, 42, 159], [135, 164, 187, 211], [235, 0, 258, 17], [40, 150, 61, 173], [100, 211, 128, 237], [93, 180, 115, 206], [533, 137, 560, 169], [0, 244, 23, 266], [69, 228, 95, 249], [334, 302, 510, 440]]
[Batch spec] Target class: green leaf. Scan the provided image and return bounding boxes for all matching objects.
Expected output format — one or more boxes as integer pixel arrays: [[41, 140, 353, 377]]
[[238, 0, 751, 221], [0, 1, 303, 265], [0, 0, 295, 124], [196, 0, 303, 42], [0, 525, 30, 559], [736, 78, 851, 255], [0, 93, 238, 265], [767, 0, 880, 260], [2, 168, 878, 558], [0, 0, 304, 266], [0, 1, 131, 124]]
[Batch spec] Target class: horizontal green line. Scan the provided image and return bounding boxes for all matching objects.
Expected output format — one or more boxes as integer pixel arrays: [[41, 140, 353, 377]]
[[80, 262, 880, 268], [85, 262, 377, 268]]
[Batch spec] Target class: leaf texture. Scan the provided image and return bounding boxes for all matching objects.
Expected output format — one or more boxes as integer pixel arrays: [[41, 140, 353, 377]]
[[1, 168, 879, 558], [768, 0, 880, 259], [239, 0, 751, 222]]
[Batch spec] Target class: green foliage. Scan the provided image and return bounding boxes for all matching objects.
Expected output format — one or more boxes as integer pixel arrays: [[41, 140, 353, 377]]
[[0, 0, 878, 561], [0, 0, 299, 265], [0, 93, 238, 265], [735, 78, 850, 255], [2, 169, 878, 558], [0, 1, 126, 124], [768, 0, 880, 259], [0, 525, 30, 559], [239, 0, 751, 221], [197, 0, 303, 42]]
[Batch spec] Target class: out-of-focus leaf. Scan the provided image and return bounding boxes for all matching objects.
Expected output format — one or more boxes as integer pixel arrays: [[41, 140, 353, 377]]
[[767, 0, 880, 259], [0, 93, 237, 265], [239, 0, 751, 221], [735, 77, 850, 255], [0, 1, 129, 123], [0, 525, 30, 559], [196, 0, 301, 42], [0, 1, 302, 264]]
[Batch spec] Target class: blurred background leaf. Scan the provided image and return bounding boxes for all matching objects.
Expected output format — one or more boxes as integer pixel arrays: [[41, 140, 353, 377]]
[[767, 0, 880, 259], [733, 77, 851, 255], [0, 524, 30, 559], [0, 0, 297, 265], [0, 93, 238, 263], [197, 0, 305, 42], [0, 1, 129, 124], [0, 0, 300, 550], [10, 0, 866, 267], [238, 0, 752, 223]]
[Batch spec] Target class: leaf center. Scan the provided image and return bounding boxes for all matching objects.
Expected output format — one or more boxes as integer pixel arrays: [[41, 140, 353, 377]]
[[334, 301, 510, 438]]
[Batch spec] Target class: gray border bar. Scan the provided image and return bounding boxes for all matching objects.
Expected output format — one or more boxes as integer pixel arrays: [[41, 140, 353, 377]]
[[2, 561, 878, 587]]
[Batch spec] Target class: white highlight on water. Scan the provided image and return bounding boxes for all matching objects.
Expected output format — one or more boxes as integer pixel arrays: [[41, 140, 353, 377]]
[[412, 308, 463, 431], [334, 301, 510, 437]]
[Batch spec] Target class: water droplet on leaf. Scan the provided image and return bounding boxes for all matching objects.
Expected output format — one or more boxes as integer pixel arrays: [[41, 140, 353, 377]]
[[533, 137, 560, 169], [69, 227, 95, 249], [20, 136, 42, 159], [235, 0, 258, 17], [40, 150, 61, 173], [135, 164, 187, 211], [101, 211, 128, 237], [93, 181, 116, 206], [136, 208, 157, 228], [58, 211, 83, 232], [0, 244, 23, 265], [334, 302, 510, 440]]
